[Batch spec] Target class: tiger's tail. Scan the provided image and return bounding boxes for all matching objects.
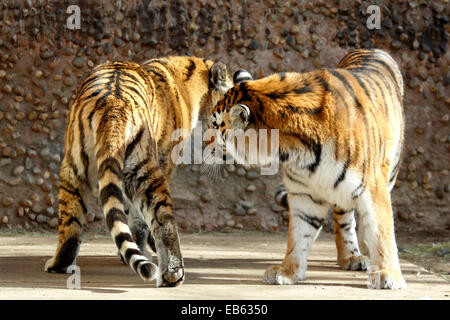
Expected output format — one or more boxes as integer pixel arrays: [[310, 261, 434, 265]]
[[94, 97, 157, 281]]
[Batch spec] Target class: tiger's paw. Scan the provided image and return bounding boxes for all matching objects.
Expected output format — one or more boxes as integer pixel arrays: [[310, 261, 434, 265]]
[[263, 265, 305, 285], [44, 257, 75, 274], [339, 255, 370, 271], [368, 268, 406, 290], [44, 257, 62, 273], [156, 267, 185, 288]]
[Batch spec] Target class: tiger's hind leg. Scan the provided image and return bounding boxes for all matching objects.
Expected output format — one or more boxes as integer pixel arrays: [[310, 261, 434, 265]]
[[125, 159, 184, 287], [357, 172, 406, 289], [45, 161, 87, 273], [333, 206, 369, 271]]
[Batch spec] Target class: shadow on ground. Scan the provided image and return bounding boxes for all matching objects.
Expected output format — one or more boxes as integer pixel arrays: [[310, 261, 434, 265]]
[[1, 254, 442, 294]]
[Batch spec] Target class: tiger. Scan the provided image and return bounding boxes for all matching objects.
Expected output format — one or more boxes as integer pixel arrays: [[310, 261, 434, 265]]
[[44, 56, 233, 287], [208, 49, 406, 289]]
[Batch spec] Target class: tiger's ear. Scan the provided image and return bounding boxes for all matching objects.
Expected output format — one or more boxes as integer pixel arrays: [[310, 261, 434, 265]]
[[210, 62, 232, 94], [230, 104, 251, 128], [233, 69, 253, 84]]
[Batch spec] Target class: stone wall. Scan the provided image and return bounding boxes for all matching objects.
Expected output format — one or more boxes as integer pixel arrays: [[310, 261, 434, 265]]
[[0, 0, 448, 235]]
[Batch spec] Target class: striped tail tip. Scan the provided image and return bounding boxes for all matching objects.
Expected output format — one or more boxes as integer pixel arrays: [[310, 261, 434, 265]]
[[135, 260, 158, 282]]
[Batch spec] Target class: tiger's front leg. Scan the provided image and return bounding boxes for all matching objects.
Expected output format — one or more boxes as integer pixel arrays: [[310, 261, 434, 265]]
[[263, 192, 329, 285]]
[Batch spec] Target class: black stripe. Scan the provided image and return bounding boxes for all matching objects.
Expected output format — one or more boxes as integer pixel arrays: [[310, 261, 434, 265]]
[[144, 177, 166, 207], [237, 82, 252, 103], [314, 74, 330, 92], [349, 71, 382, 165], [359, 56, 400, 91], [330, 69, 371, 186], [133, 259, 149, 277], [185, 59, 196, 81], [296, 211, 324, 229], [87, 93, 110, 128], [124, 159, 149, 187], [354, 70, 389, 115], [120, 70, 145, 87], [105, 70, 116, 91], [78, 72, 114, 94], [330, 70, 366, 112], [66, 216, 82, 228], [125, 248, 142, 263], [334, 149, 350, 188], [60, 184, 81, 198], [82, 88, 103, 101], [279, 149, 289, 162], [389, 159, 401, 183], [125, 127, 145, 160], [276, 191, 289, 208], [349, 72, 372, 102], [290, 192, 325, 205], [284, 168, 307, 186], [77, 106, 90, 187], [255, 96, 264, 113], [338, 222, 348, 229], [123, 85, 148, 106], [307, 142, 321, 173], [266, 92, 286, 99], [147, 67, 166, 82], [114, 232, 134, 250], [349, 61, 401, 101], [333, 209, 349, 216], [59, 210, 70, 217], [305, 106, 323, 115], [100, 183, 124, 205], [293, 86, 312, 94], [98, 157, 123, 180], [114, 69, 122, 98], [351, 183, 365, 199], [153, 198, 170, 215], [135, 167, 159, 191], [105, 207, 127, 230], [59, 185, 87, 213]]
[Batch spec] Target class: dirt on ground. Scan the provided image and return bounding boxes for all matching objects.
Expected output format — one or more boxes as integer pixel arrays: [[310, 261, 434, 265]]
[[0, 231, 448, 300], [397, 234, 450, 282]]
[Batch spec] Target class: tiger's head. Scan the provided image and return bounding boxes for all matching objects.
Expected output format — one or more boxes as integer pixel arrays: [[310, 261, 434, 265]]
[[206, 70, 279, 170]]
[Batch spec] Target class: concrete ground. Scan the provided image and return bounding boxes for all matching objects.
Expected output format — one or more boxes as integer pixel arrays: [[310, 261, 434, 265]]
[[0, 231, 448, 300]]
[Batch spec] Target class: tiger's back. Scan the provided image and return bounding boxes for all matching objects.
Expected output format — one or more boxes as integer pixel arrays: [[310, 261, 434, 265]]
[[333, 48, 404, 191]]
